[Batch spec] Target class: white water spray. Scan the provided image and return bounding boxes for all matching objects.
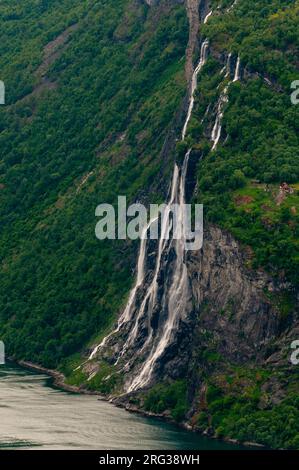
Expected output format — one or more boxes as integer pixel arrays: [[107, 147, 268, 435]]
[[204, 10, 213, 24], [211, 55, 241, 151], [233, 56, 241, 82], [89, 216, 158, 360], [227, 0, 239, 13], [126, 39, 209, 391], [182, 39, 209, 141], [88, 34, 210, 390], [115, 167, 180, 364], [127, 151, 191, 392]]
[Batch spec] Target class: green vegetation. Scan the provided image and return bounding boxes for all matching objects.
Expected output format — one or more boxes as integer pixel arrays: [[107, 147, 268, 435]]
[[187, 0, 299, 286], [196, 368, 299, 449], [0, 0, 188, 366], [143, 380, 188, 422], [0, 0, 298, 450], [86, 362, 120, 394], [185, 0, 299, 449]]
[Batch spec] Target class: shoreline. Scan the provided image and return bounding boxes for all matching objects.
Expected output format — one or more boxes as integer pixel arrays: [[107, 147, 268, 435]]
[[11, 359, 264, 450], [15, 360, 102, 396]]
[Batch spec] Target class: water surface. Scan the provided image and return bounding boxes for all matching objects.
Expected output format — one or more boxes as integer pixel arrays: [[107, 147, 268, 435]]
[[0, 364, 247, 450]]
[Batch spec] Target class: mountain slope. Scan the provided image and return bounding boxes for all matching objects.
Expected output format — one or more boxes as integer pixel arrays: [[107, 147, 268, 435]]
[[0, 0, 188, 365], [0, 0, 298, 450]]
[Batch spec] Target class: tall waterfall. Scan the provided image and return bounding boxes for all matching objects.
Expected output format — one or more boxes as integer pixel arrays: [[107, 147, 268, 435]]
[[211, 86, 229, 151], [89, 217, 157, 361], [88, 37, 209, 391], [127, 150, 192, 392], [203, 10, 213, 24], [182, 39, 209, 141], [125, 38, 209, 392], [233, 55, 241, 82], [211, 55, 241, 150]]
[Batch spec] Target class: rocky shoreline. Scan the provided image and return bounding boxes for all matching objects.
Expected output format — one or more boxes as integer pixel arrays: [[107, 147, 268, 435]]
[[16, 360, 101, 396], [12, 359, 264, 450]]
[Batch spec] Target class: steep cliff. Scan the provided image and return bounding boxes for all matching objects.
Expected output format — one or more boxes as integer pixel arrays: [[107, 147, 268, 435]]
[[0, 0, 189, 365], [76, 0, 299, 449], [1, 0, 298, 450]]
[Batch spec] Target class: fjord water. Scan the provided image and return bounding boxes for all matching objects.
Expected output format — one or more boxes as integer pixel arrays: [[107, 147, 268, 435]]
[[0, 364, 245, 450]]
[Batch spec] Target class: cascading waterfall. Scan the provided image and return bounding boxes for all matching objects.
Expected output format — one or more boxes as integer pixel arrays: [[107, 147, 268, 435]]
[[115, 166, 181, 365], [211, 55, 240, 150], [203, 10, 213, 24], [225, 52, 232, 77], [125, 38, 209, 392], [89, 217, 157, 361], [211, 87, 229, 150], [233, 55, 241, 82], [88, 36, 210, 391], [127, 150, 191, 392], [182, 39, 209, 141], [227, 0, 239, 13], [87, 9, 242, 392]]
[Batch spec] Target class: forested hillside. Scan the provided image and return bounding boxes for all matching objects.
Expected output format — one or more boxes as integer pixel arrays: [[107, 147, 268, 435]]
[[0, 0, 188, 365], [0, 0, 299, 450], [191, 0, 299, 285]]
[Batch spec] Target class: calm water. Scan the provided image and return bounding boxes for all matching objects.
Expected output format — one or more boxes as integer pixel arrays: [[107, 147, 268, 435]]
[[0, 364, 246, 450]]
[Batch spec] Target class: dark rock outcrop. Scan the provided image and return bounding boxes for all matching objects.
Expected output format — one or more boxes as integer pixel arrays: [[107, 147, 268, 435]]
[[86, 0, 298, 401], [188, 225, 279, 364]]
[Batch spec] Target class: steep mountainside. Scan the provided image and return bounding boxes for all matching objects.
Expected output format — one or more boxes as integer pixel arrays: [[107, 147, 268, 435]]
[[0, 0, 189, 363], [0, 0, 299, 449]]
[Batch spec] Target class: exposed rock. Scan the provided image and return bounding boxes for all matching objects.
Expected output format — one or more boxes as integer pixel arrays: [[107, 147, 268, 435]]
[[144, 0, 159, 5], [144, 0, 184, 6], [187, 225, 279, 364], [146, 0, 205, 88], [185, 0, 201, 82], [36, 23, 79, 78], [86, 0, 299, 396], [10, 23, 78, 110]]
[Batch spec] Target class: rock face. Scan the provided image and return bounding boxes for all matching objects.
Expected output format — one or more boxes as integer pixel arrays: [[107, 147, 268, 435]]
[[89, 158, 195, 392], [144, 0, 159, 5], [188, 225, 279, 364], [149, 223, 283, 384], [85, 0, 298, 398], [88, 221, 288, 392], [185, 0, 200, 82], [144, 0, 184, 6]]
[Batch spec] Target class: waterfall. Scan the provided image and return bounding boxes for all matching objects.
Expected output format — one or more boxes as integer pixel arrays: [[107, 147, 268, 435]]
[[89, 216, 158, 361], [219, 52, 232, 78], [233, 55, 241, 82], [225, 52, 232, 77], [88, 38, 209, 390], [127, 151, 191, 392], [182, 39, 209, 141], [114, 166, 180, 365], [211, 55, 241, 151], [203, 10, 213, 24], [211, 86, 229, 151], [227, 0, 239, 13], [124, 39, 209, 391]]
